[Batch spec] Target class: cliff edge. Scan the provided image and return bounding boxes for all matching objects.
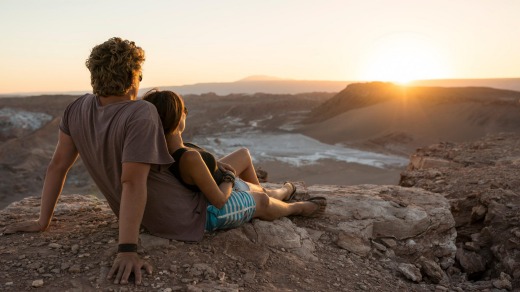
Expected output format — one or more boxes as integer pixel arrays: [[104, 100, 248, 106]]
[[0, 133, 519, 291]]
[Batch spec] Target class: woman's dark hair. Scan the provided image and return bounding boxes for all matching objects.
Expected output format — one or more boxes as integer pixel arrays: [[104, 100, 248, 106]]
[[85, 37, 145, 96], [143, 89, 185, 134]]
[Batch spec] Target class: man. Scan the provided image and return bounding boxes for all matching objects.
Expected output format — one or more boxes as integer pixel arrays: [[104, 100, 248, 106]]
[[4, 37, 207, 285]]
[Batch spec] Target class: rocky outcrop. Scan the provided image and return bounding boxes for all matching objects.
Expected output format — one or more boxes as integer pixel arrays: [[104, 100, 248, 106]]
[[2, 133, 519, 291], [0, 184, 459, 291], [400, 132, 520, 289]]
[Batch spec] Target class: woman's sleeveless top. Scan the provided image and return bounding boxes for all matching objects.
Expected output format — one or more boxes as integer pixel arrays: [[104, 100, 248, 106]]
[[169, 143, 224, 192]]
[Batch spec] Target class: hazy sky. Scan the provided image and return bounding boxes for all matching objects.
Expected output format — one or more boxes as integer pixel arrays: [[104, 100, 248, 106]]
[[0, 0, 519, 94]]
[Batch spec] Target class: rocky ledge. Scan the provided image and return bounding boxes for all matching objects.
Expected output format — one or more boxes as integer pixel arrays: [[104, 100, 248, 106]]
[[1, 185, 456, 292], [400, 132, 520, 290], [0, 133, 519, 291]]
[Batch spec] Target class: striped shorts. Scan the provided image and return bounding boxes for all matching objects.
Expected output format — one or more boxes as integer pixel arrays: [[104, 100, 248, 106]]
[[205, 190, 256, 231]]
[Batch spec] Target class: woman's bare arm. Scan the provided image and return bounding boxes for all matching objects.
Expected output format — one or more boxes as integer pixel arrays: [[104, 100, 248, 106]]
[[181, 151, 233, 209]]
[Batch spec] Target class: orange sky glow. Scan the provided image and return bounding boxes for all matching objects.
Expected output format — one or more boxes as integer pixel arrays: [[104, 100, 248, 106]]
[[0, 0, 519, 94]]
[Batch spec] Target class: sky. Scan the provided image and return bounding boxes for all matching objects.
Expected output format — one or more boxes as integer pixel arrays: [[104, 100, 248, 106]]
[[0, 0, 519, 94]]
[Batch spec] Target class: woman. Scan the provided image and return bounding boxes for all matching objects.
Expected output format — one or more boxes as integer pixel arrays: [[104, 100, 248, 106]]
[[143, 90, 326, 232]]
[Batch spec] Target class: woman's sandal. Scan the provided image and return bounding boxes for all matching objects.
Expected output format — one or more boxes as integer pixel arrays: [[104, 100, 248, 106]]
[[304, 196, 327, 217], [283, 181, 297, 201]]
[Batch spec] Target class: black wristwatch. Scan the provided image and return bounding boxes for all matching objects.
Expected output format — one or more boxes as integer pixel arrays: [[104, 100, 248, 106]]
[[118, 243, 138, 253], [222, 171, 236, 187]]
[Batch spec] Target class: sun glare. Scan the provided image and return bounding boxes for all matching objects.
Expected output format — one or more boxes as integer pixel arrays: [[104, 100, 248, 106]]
[[360, 33, 449, 84]]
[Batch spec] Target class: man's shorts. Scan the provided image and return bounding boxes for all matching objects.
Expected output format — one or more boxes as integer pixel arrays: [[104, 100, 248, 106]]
[[205, 190, 256, 231]]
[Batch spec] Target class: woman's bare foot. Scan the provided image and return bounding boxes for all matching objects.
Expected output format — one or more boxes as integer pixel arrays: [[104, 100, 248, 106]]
[[298, 197, 327, 217]]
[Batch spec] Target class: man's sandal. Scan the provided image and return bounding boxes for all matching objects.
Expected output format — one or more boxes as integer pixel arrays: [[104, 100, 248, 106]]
[[304, 196, 327, 217], [283, 181, 297, 201]]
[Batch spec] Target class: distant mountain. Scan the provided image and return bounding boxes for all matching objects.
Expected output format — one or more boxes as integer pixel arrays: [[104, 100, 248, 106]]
[[141, 77, 520, 96], [2, 77, 519, 98], [141, 78, 351, 96], [237, 75, 287, 82]]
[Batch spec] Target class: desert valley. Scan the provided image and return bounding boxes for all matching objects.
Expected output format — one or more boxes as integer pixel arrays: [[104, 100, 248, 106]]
[[1, 80, 520, 291]]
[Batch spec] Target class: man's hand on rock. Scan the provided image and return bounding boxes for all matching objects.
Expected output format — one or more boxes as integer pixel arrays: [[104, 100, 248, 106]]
[[107, 252, 152, 285], [2, 220, 44, 234]]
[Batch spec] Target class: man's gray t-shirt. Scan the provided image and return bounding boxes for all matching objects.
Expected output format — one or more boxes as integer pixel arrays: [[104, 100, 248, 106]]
[[59, 94, 207, 241]]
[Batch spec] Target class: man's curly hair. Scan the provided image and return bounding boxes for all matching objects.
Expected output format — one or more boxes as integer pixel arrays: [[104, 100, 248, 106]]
[[85, 37, 145, 96]]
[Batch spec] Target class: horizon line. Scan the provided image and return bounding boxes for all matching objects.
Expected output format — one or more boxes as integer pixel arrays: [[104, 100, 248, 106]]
[[1, 76, 520, 96]]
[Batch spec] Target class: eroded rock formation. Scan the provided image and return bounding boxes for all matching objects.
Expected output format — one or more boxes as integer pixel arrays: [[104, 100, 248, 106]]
[[400, 132, 520, 289]]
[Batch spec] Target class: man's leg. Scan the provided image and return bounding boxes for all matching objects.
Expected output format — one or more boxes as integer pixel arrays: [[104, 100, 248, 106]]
[[250, 192, 325, 221], [247, 183, 295, 201]]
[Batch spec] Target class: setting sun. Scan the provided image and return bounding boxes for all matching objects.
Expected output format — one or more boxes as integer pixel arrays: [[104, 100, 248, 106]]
[[360, 33, 451, 84]]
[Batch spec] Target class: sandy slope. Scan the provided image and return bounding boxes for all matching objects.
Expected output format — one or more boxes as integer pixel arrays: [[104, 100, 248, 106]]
[[298, 84, 520, 154]]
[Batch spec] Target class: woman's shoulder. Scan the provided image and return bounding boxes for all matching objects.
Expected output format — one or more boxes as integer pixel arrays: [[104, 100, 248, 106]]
[[179, 149, 203, 162], [179, 149, 207, 169]]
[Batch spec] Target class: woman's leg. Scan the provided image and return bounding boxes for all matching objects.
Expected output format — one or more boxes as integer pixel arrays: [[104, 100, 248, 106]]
[[247, 182, 295, 201], [250, 192, 325, 221], [219, 148, 260, 185]]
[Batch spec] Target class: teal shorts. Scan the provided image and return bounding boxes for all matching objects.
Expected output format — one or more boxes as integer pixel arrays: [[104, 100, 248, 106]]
[[205, 190, 256, 231]]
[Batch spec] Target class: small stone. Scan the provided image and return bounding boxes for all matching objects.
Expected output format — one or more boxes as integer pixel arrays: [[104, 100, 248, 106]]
[[28, 262, 42, 269], [470, 204, 487, 222], [51, 268, 60, 274], [61, 262, 71, 270], [5, 282, 13, 286], [18, 255, 26, 259], [440, 257, 454, 270], [463, 241, 480, 251], [513, 269, 520, 279], [32, 279, 44, 287], [398, 263, 422, 283], [492, 278, 512, 290], [163, 288, 173, 292], [218, 272, 225, 281], [500, 272, 512, 281], [371, 241, 387, 252], [435, 285, 448, 292], [455, 248, 486, 274], [140, 233, 170, 250], [419, 257, 444, 284], [48, 243, 62, 249], [69, 264, 81, 273], [385, 249, 395, 258], [71, 244, 79, 254]]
